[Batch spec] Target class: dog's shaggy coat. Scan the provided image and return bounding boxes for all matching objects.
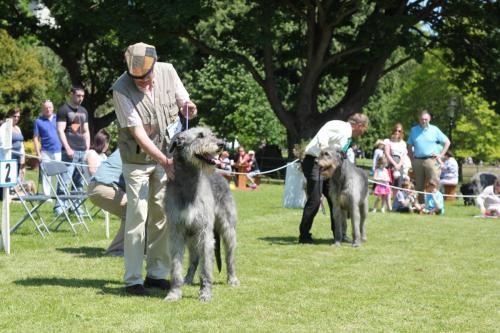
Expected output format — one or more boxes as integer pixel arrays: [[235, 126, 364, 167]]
[[164, 127, 239, 302], [318, 146, 369, 247]]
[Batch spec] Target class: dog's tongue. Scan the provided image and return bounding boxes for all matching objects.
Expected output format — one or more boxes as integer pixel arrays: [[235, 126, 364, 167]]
[[204, 153, 218, 165]]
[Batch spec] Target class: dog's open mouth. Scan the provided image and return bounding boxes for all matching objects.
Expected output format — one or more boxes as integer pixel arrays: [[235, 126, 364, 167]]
[[195, 153, 218, 165]]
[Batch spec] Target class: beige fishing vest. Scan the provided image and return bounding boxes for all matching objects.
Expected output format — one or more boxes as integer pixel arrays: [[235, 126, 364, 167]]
[[112, 62, 180, 164]]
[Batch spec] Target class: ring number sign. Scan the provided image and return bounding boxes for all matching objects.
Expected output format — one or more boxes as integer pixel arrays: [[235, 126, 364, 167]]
[[0, 160, 18, 187]]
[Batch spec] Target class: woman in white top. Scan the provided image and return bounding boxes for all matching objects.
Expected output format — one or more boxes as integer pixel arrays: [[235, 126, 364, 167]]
[[85, 129, 110, 179], [384, 122, 408, 188]]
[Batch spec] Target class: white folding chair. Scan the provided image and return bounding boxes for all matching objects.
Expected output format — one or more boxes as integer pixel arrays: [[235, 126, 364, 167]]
[[41, 161, 89, 234], [10, 182, 51, 237]]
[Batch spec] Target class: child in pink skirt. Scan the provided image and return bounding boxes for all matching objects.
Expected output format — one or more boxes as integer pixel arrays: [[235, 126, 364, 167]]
[[371, 156, 391, 213]]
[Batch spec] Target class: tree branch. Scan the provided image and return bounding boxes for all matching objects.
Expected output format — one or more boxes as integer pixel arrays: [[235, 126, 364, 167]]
[[180, 33, 265, 87]]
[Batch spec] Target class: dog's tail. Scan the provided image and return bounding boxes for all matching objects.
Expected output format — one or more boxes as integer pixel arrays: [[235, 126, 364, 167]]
[[214, 230, 222, 273]]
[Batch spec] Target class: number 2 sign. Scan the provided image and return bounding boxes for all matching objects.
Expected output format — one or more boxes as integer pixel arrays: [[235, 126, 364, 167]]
[[0, 160, 18, 187]]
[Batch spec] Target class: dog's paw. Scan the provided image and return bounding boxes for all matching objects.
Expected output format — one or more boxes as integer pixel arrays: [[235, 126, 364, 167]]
[[199, 291, 212, 302], [228, 276, 240, 287], [184, 276, 195, 286], [164, 290, 182, 302]]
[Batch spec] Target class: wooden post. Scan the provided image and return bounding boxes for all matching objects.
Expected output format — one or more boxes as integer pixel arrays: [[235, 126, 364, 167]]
[[235, 163, 249, 190]]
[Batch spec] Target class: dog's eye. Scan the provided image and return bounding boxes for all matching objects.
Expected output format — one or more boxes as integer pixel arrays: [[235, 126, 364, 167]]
[[198, 132, 204, 138]]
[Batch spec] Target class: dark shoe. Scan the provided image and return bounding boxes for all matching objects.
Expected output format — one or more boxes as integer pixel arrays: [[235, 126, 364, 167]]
[[144, 277, 170, 290], [298, 233, 314, 244], [125, 284, 150, 296], [341, 236, 352, 243]]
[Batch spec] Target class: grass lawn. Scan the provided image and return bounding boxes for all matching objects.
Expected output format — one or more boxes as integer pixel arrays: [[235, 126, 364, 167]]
[[1, 182, 499, 332]]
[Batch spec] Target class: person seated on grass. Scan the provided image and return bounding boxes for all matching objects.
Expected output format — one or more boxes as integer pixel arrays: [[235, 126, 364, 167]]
[[392, 180, 421, 213], [476, 178, 500, 218], [417, 179, 444, 215]]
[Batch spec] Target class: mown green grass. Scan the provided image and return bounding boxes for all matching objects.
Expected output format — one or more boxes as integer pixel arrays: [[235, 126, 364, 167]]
[[1, 183, 499, 333]]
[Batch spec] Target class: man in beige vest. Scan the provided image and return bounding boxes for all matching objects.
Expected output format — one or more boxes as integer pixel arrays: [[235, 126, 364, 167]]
[[112, 42, 197, 296]]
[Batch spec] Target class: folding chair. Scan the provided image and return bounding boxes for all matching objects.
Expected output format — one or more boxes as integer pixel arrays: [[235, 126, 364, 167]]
[[73, 164, 98, 222], [41, 161, 89, 234], [10, 182, 51, 237]]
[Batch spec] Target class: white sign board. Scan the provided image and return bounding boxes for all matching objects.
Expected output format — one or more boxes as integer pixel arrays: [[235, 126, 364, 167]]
[[0, 119, 13, 254], [0, 160, 17, 187]]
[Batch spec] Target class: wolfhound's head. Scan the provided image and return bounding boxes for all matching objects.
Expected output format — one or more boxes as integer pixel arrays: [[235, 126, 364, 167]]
[[169, 127, 225, 170], [318, 146, 343, 179]]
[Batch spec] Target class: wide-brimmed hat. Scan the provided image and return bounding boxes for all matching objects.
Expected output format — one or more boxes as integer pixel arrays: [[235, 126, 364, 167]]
[[124, 42, 157, 79]]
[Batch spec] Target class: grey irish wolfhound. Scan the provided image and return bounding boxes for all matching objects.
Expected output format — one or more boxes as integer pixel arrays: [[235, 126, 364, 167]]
[[318, 146, 369, 247], [164, 127, 239, 302]]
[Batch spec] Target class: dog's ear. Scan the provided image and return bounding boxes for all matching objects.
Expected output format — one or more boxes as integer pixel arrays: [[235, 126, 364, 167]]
[[169, 135, 185, 153]]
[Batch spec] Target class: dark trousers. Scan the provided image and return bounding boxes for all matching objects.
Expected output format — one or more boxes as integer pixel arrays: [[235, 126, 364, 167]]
[[299, 155, 346, 239]]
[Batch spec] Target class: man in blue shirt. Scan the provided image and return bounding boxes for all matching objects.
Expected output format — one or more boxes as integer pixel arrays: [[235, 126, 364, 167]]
[[33, 100, 62, 196], [407, 110, 450, 203]]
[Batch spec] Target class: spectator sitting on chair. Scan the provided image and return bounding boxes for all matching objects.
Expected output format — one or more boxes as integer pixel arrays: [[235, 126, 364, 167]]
[[476, 179, 500, 217], [247, 150, 260, 188], [216, 151, 233, 182], [234, 146, 250, 171], [84, 129, 110, 179], [439, 150, 458, 190], [34, 100, 62, 196], [87, 149, 126, 256]]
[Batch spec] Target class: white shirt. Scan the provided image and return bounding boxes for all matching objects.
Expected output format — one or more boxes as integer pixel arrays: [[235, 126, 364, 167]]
[[476, 185, 500, 211], [113, 65, 190, 129], [384, 139, 407, 158], [305, 120, 352, 157]]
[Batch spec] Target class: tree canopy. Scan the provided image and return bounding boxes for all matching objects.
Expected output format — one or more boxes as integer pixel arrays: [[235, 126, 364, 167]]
[[1, 0, 498, 155]]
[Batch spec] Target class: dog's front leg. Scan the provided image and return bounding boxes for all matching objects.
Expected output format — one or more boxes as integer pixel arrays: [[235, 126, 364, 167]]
[[165, 230, 185, 302], [184, 238, 199, 285], [332, 208, 344, 247], [350, 200, 361, 247], [222, 224, 240, 286], [360, 196, 369, 242], [198, 229, 214, 301]]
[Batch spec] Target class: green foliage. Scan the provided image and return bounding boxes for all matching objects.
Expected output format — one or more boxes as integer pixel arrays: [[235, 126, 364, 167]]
[[0, 29, 68, 138], [454, 98, 500, 162], [391, 52, 499, 162], [192, 56, 286, 149]]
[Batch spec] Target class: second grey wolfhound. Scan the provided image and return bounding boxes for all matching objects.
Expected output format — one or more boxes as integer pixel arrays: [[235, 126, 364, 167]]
[[165, 127, 239, 302], [318, 146, 369, 247]]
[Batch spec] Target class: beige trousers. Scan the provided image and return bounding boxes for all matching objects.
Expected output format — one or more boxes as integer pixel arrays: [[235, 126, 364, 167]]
[[412, 157, 442, 203], [122, 163, 169, 286], [87, 181, 126, 254]]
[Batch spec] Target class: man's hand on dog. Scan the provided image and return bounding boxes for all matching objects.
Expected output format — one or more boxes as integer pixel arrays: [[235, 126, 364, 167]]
[[159, 155, 175, 180]]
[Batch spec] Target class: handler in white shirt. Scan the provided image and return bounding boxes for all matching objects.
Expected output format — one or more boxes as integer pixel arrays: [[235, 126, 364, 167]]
[[298, 113, 369, 244]]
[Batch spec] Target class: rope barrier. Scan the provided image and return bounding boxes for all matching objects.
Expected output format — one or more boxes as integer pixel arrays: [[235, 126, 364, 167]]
[[215, 159, 300, 176], [7, 150, 498, 200], [11, 150, 90, 168]]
